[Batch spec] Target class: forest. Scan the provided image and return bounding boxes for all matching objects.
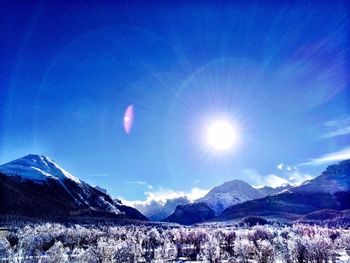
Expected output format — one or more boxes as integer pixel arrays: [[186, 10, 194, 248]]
[[0, 222, 349, 262]]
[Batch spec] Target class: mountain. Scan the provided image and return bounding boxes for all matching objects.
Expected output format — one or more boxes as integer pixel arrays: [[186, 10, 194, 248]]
[[196, 179, 265, 215], [165, 179, 288, 224], [164, 179, 273, 224], [218, 160, 350, 222], [258, 184, 291, 196], [0, 155, 147, 221], [133, 196, 191, 221], [164, 202, 215, 225], [218, 191, 350, 221], [291, 160, 350, 194]]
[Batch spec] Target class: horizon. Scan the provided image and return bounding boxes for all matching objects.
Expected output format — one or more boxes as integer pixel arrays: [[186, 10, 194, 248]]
[[1, 1, 349, 206]]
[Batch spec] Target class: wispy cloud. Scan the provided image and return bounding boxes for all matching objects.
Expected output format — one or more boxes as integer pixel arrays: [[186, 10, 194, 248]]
[[320, 116, 350, 138], [301, 147, 350, 166], [125, 181, 154, 189], [83, 173, 109, 177], [245, 167, 312, 188], [121, 187, 209, 207], [125, 181, 148, 185]]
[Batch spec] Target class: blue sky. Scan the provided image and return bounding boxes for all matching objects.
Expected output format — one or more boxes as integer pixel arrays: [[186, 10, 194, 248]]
[[1, 1, 349, 202]]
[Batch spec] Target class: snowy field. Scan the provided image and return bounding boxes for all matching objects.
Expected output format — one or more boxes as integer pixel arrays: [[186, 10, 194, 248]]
[[0, 223, 350, 262]]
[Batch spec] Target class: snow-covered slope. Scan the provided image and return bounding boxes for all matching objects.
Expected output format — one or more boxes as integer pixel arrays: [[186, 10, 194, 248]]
[[196, 179, 265, 215], [0, 154, 147, 221], [0, 154, 80, 183]]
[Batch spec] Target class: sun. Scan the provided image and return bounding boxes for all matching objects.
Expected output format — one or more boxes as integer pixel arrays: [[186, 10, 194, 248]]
[[206, 119, 239, 152]]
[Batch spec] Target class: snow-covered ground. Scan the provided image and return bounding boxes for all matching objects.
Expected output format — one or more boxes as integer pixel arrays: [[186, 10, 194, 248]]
[[0, 223, 349, 262]]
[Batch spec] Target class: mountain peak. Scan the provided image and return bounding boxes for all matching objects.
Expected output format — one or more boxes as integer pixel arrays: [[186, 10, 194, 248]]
[[0, 154, 80, 183], [195, 179, 264, 215], [209, 179, 257, 194]]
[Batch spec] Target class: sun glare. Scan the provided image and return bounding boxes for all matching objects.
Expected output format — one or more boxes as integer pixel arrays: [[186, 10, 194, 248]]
[[206, 119, 238, 152]]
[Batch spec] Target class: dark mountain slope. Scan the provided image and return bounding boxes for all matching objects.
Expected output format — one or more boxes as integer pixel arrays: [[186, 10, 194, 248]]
[[218, 191, 350, 221], [164, 202, 215, 225], [0, 155, 147, 221]]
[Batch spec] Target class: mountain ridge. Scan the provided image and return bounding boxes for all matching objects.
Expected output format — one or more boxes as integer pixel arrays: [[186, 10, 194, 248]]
[[0, 154, 147, 221], [217, 159, 350, 222], [166, 160, 350, 224]]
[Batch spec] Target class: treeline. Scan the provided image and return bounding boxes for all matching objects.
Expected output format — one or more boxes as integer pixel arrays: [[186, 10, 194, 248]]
[[0, 223, 350, 262]]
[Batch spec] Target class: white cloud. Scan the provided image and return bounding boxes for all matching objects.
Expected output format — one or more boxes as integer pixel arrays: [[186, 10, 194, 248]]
[[277, 163, 293, 171], [245, 167, 312, 188], [320, 116, 350, 138], [287, 170, 313, 185], [265, 174, 289, 188], [121, 187, 209, 208], [277, 163, 284, 170], [244, 169, 290, 187], [301, 147, 350, 166]]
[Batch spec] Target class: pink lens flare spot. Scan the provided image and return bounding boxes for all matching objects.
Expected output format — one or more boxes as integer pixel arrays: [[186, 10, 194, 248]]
[[123, 105, 134, 134]]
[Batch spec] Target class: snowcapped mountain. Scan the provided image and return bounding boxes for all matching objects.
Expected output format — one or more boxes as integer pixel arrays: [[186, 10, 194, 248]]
[[0, 154, 81, 183], [218, 160, 350, 222], [166, 160, 350, 224], [196, 179, 265, 215], [165, 179, 281, 224], [133, 179, 263, 223], [0, 154, 147, 221]]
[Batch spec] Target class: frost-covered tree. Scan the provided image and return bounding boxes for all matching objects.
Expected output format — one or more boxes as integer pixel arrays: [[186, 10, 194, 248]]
[[234, 239, 255, 263], [253, 239, 275, 263], [288, 235, 309, 263], [308, 235, 335, 263], [42, 241, 68, 263], [1, 221, 350, 262], [199, 235, 221, 263], [0, 237, 11, 260]]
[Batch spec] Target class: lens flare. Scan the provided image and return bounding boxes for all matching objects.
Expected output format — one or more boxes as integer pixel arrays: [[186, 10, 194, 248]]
[[124, 105, 134, 134]]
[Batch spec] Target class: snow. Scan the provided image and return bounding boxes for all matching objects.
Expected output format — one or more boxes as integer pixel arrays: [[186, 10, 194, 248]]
[[196, 180, 264, 215], [0, 154, 81, 184]]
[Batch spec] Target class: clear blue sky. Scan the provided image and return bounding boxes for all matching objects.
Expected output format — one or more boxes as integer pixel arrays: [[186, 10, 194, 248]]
[[1, 1, 349, 201]]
